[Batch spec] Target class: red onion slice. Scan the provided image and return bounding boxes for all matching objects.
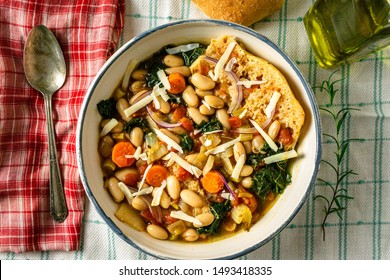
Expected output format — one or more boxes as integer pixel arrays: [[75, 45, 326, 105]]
[[225, 70, 243, 114], [215, 170, 239, 202], [146, 105, 181, 128], [204, 56, 218, 64]]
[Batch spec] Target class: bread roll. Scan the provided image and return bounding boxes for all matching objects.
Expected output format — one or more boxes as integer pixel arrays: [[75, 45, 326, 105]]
[[190, 35, 305, 150], [192, 0, 285, 26]]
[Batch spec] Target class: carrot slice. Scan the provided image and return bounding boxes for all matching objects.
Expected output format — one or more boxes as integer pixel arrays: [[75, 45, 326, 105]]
[[228, 116, 242, 129], [171, 106, 187, 123], [145, 164, 169, 187], [167, 73, 186, 94], [111, 142, 136, 167], [201, 170, 224, 194]]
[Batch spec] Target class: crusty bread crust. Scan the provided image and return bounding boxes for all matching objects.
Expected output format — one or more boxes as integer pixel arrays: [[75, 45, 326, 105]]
[[190, 35, 305, 150], [192, 0, 284, 26]]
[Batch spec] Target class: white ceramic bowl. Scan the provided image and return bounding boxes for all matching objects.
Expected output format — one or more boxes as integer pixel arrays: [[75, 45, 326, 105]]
[[76, 19, 322, 259]]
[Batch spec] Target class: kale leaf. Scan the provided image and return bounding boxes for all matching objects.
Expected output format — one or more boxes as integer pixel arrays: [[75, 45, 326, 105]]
[[197, 200, 231, 235], [246, 142, 279, 170], [181, 45, 205, 66], [97, 98, 116, 118], [248, 143, 292, 200], [123, 118, 151, 133], [198, 118, 223, 134], [144, 48, 168, 88], [251, 160, 291, 201], [178, 133, 195, 152]]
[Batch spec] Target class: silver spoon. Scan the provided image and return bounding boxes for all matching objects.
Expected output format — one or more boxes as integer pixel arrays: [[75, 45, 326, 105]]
[[23, 25, 68, 223]]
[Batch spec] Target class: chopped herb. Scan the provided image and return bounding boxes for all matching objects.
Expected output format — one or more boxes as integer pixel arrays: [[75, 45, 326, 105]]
[[198, 118, 223, 134], [181, 45, 205, 66], [124, 118, 151, 133], [197, 200, 231, 235], [251, 160, 291, 201], [97, 98, 116, 118], [178, 133, 195, 152]]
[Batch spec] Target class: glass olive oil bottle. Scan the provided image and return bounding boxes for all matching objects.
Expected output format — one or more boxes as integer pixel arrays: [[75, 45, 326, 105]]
[[304, 0, 390, 68]]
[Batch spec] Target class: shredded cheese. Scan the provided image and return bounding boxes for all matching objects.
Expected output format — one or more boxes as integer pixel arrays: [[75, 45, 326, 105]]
[[151, 180, 167, 206], [170, 153, 202, 178], [125, 146, 142, 160], [170, 210, 201, 226], [265, 91, 281, 118], [117, 182, 133, 204], [153, 84, 170, 102], [202, 155, 215, 175], [209, 41, 236, 81], [138, 164, 152, 190], [157, 69, 171, 91], [154, 128, 183, 154], [237, 80, 267, 88], [239, 109, 247, 119], [249, 119, 278, 152], [100, 118, 118, 137], [132, 186, 153, 197], [231, 154, 246, 180], [124, 94, 153, 118], [202, 99, 211, 110], [205, 136, 241, 156], [224, 57, 237, 72], [203, 130, 223, 135], [263, 150, 298, 164], [165, 43, 200, 55], [151, 88, 161, 109]]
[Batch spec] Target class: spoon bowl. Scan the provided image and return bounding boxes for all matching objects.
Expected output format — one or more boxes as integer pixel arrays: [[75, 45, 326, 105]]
[[23, 25, 68, 223]]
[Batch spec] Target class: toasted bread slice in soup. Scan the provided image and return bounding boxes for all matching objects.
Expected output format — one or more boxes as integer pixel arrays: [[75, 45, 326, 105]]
[[190, 35, 305, 150]]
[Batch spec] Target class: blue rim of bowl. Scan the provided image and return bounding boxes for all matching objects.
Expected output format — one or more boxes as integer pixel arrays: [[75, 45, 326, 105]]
[[76, 19, 322, 260]]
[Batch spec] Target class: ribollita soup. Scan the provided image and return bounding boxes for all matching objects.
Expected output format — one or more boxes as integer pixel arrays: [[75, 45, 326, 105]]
[[96, 35, 305, 242]]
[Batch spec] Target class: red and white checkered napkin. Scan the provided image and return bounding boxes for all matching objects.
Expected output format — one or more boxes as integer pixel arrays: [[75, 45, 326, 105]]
[[0, 0, 124, 253]]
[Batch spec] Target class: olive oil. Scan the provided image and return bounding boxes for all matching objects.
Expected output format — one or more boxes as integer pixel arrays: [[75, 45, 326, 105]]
[[304, 0, 390, 68]]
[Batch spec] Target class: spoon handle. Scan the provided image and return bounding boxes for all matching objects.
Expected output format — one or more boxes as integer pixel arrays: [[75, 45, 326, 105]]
[[44, 95, 68, 223]]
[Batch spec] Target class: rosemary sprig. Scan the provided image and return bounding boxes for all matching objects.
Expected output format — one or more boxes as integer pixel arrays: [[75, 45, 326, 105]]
[[314, 71, 360, 241]]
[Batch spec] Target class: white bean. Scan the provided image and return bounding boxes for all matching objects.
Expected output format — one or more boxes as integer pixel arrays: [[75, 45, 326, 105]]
[[268, 120, 281, 140], [194, 213, 215, 227], [204, 95, 224, 109], [166, 175, 181, 200], [146, 224, 168, 240], [252, 135, 265, 153], [182, 85, 199, 107], [129, 127, 144, 147], [131, 69, 147, 81], [216, 109, 231, 130], [195, 89, 213, 97], [116, 98, 131, 122], [132, 196, 148, 211], [107, 177, 124, 202], [187, 107, 208, 125], [163, 54, 184, 67], [160, 128, 180, 144], [241, 177, 253, 188], [199, 104, 216, 115], [240, 165, 254, 177], [180, 189, 203, 208], [165, 66, 191, 77], [191, 73, 215, 90], [233, 142, 246, 162], [157, 96, 171, 114], [130, 80, 146, 93], [182, 228, 199, 242]]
